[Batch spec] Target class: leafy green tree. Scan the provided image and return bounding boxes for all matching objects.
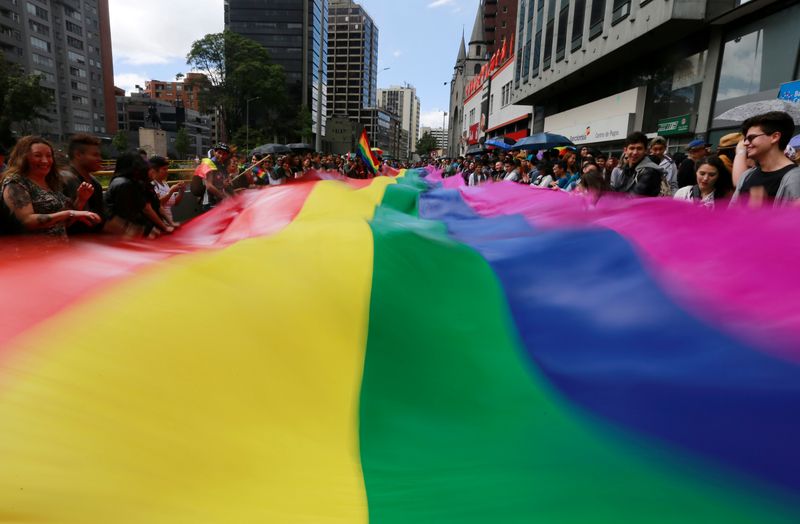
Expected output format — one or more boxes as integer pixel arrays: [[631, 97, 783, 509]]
[[111, 130, 128, 153], [416, 132, 439, 156], [186, 31, 287, 143], [0, 55, 53, 146], [174, 127, 191, 159]]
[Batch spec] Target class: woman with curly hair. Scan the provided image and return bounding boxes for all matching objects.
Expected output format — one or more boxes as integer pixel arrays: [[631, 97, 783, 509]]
[[0, 136, 100, 238]]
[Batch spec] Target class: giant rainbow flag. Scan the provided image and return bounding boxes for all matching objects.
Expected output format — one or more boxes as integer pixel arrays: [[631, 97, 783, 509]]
[[0, 169, 799, 523]]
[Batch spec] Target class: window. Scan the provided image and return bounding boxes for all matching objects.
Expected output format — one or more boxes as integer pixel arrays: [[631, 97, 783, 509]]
[[64, 5, 81, 20], [30, 35, 50, 52], [714, 4, 800, 109], [612, 0, 630, 23], [543, 0, 556, 70], [68, 50, 86, 64], [73, 123, 91, 132], [26, 2, 48, 20], [555, 0, 569, 61], [72, 95, 89, 105], [70, 66, 86, 78], [65, 20, 82, 35], [571, 0, 586, 51], [71, 80, 88, 91], [489, 94, 494, 114], [532, 0, 544, 77], [67, 35, 83, 49], [32, 53, 53, 67], [33, 69, 54, 82], [28, 19, 49, 36], [589, 0, 606, 39]]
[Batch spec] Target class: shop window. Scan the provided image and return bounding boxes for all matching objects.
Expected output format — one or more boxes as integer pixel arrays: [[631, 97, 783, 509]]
[[714, 3, 800, 120]]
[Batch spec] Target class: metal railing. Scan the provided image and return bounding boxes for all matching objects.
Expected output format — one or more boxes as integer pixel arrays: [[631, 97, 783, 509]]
[[93, 168, 195, 189]]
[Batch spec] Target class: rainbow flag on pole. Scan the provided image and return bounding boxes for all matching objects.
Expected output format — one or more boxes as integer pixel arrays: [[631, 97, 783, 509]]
[[356, 127, 380, 176], [1, 170, 800, 522]]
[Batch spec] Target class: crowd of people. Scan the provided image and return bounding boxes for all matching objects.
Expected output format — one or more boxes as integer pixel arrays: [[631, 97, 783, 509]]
[[430, 111, 800, 209], [0, 133, 420, 242], [0, 111, 797, 243]]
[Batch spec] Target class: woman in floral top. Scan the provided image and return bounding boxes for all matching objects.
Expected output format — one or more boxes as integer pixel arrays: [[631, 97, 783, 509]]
[[0, 136, 101, 238]]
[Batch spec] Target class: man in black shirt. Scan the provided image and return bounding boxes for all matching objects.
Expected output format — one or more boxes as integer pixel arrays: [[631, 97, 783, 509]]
[[732, 111, 800, 207], [62, 134, 107, 234]]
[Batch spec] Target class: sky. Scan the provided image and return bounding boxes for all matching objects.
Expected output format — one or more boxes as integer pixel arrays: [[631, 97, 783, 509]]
[[109, 0, 482, 129]]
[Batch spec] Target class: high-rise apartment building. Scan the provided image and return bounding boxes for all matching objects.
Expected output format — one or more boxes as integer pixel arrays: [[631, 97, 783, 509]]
[[225, 0, 328, 142], [377, 85, 421, 156], [326, 0, 378, 120], [0, 0, 117, 140], [483, 0, 517, 56]]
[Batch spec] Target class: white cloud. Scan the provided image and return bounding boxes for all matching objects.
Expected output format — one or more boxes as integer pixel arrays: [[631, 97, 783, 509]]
[[114, 73, 149, 96], [421, 109, 448, 129], [109, 0, 223, 67], [428, 0, 456, 8]]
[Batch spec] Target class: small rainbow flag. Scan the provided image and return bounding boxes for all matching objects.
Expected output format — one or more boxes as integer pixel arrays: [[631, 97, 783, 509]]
[[356, 128, 380, 176], [1, 169, 800, 522]]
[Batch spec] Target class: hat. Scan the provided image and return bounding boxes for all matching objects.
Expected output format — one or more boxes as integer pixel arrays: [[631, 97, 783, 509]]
[[213, 143, 231, 153], [718, 133, 743, 149], [686, 139, 707, 150]]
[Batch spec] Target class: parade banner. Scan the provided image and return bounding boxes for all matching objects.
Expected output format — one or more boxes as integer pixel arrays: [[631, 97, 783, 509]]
[[0, 171, 799, 523]]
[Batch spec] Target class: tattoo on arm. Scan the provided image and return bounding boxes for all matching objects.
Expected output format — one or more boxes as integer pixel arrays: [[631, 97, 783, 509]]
[[36, 214, 54, 225], [4, 183, 32, 210]]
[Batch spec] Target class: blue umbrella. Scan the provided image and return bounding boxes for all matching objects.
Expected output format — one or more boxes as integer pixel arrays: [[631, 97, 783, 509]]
[[510, 133, 574, 151], [486, 137, 516, 150]]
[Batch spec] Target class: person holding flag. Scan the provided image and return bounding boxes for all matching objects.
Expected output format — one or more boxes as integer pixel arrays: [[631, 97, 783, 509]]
[[356, 128, 380, 177], [191, 143, 231, 212]]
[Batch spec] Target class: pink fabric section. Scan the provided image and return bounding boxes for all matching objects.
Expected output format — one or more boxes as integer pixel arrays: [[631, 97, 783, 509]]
[[442, 174, 466, 189], [459, 182, 800, 361]]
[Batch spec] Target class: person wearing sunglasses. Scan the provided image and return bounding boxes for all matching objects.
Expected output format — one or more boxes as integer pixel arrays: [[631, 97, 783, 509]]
[[731, 111, 800, 208]]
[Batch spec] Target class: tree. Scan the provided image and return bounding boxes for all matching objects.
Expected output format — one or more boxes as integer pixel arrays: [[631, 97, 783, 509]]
[[111, 130, 128, 153], [175, 73, 185, 82], [185, 31, 287, 143], [416, 132, 439, 156], [0, 55, 53, 146], [174, 127, 191, 159]]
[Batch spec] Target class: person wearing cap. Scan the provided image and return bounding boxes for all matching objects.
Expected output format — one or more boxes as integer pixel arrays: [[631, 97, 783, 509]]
[[202, 143, 231, 211], [649, 137, 677, 195], [676, 139, 708, 188], [731, 111, 800, 207]]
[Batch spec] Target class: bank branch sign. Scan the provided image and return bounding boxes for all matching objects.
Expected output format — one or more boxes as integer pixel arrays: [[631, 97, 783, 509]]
[[657, 114, 691, 136]]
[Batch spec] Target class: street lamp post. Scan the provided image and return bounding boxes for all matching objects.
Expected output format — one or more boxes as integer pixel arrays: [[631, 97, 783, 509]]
[[442, 111, 448, 152], [246, 96, 261, 152]]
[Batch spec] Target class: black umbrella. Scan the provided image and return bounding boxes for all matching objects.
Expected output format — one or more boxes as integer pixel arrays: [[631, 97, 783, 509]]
[[252, 143, 291, 156], [510, 133, 574, 151], [286, 143, 315, 153]]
